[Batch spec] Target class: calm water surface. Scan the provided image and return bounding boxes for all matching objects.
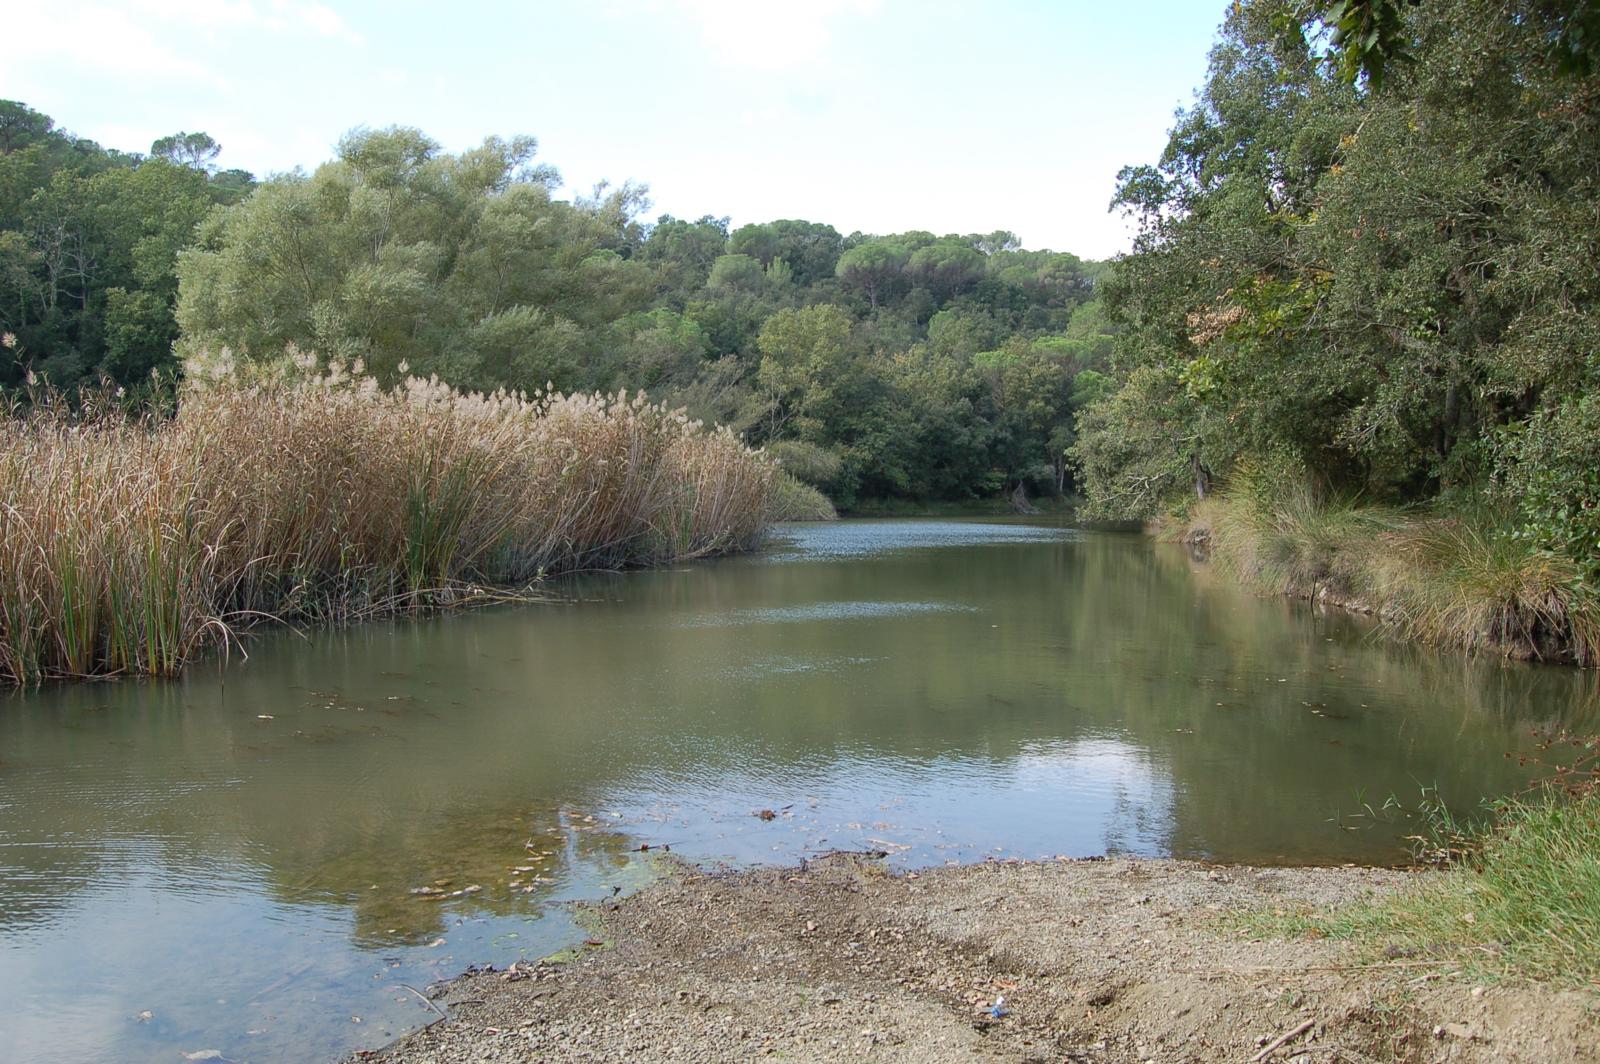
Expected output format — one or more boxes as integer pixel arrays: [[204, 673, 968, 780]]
[[2, 518, 1596, 1062]]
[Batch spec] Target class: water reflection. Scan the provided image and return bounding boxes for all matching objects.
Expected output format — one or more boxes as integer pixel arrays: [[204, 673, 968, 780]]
[[1, 518, 1596, 1063]]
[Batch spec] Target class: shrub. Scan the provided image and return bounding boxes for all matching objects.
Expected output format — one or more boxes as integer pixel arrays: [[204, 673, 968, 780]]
[[1501, 394, 1600, 585]]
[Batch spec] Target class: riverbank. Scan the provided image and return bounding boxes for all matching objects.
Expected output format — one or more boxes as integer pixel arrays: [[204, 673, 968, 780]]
[[0, 357, 776, 685], [357, 854, 1597, 1063], [1170, 490, 1599, 667]]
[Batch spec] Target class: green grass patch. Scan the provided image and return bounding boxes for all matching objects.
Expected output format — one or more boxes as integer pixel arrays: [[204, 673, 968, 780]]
[[1238, 784, 1600, 988]]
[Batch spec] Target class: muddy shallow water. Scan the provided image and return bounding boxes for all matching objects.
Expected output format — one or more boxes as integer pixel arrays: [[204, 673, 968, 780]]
[[1, 518, 1595, 1063]]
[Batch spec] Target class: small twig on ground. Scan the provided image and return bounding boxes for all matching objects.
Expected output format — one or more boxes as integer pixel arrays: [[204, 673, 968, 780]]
[[1251, 1017, 1315, 1062], [393, 983, 450, 1026]]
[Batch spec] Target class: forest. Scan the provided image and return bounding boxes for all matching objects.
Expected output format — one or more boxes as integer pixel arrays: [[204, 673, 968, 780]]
[[1079, 0, 1600, 530], [0, 102, 1111, 512]]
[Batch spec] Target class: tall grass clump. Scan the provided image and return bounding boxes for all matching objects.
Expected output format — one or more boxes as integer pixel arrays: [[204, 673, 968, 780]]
[[1185, 465, 1599, 664], [1190, 469, 1403, 604], [1373, 507, 1600, 665], [0, 353, 776, 685]]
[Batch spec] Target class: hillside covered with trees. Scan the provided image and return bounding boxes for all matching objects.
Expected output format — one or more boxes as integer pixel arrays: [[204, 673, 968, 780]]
[[0, 103, 251, 392], [0, 103, 1111, 510]]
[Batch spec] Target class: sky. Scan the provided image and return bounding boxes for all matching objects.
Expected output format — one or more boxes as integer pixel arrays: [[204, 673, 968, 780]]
[[7, 0, 1225, 259]]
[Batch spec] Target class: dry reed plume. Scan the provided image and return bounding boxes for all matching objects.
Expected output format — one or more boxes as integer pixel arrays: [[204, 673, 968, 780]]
[[0, 354, 775, 685]]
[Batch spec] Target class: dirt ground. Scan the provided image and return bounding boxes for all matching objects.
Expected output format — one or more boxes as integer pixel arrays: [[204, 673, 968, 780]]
[[357, 854, 1598, 1063]]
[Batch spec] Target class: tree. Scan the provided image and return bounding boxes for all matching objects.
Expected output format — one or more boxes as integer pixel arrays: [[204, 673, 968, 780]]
[[1301, 0, 1600, 86], [150, 131, 221, 172], [0, 107, 228, 390], [835, 241, 907, 308], [706, 252, 766, 293], [642, 214, 729, 294], [905, 241, 984, 301], [729, 220, 843, 287], [611, 307, 711, 388], [1077, 0, 1600, 560], [0, 100, 55, 154], [177, 124, 652, 391], [755, 304, 854, 441], [974, 337, 1074, 493]]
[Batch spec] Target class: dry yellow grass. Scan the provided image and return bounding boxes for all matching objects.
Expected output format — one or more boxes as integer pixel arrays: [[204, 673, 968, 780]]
[[0, 354, 775, 685], [1185, 484, 1598, 665]]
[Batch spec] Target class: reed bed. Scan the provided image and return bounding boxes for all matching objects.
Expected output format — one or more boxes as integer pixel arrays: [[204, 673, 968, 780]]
[[0, 358, 775, 685]]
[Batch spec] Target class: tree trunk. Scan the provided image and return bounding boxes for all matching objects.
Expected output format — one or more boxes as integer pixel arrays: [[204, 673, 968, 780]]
[[1191, 452, 1212, 500], [1010, 481, 1040, 515]]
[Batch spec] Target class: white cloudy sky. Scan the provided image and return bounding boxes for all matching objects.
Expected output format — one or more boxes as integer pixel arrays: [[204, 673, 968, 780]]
[[7, 0, 1226, 258]]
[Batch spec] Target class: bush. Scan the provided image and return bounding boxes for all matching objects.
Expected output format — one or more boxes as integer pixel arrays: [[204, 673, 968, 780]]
[[1501, 394, 1600, 584], [764, 438, 843, 488], [766, 470, 838, 521]]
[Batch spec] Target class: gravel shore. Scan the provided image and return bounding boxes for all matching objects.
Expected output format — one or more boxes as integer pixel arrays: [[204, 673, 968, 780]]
[[356, 854, 1597, 1063]]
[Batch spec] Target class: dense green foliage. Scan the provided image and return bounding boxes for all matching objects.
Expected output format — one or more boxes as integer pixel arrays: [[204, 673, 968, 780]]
[[175, 128, 650, 391], [2, 106, 1111, 509], [0, 101, 252, 390], [1078, 0, 1600, 586], [175, 136, 1110, 508]]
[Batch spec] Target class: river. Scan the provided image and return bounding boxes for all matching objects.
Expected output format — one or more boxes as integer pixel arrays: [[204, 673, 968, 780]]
[[1, 518, 1594, 1062]]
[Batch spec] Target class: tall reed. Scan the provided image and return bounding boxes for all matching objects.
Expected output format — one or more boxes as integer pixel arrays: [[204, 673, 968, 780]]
[[0, 356, 776, 685]]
